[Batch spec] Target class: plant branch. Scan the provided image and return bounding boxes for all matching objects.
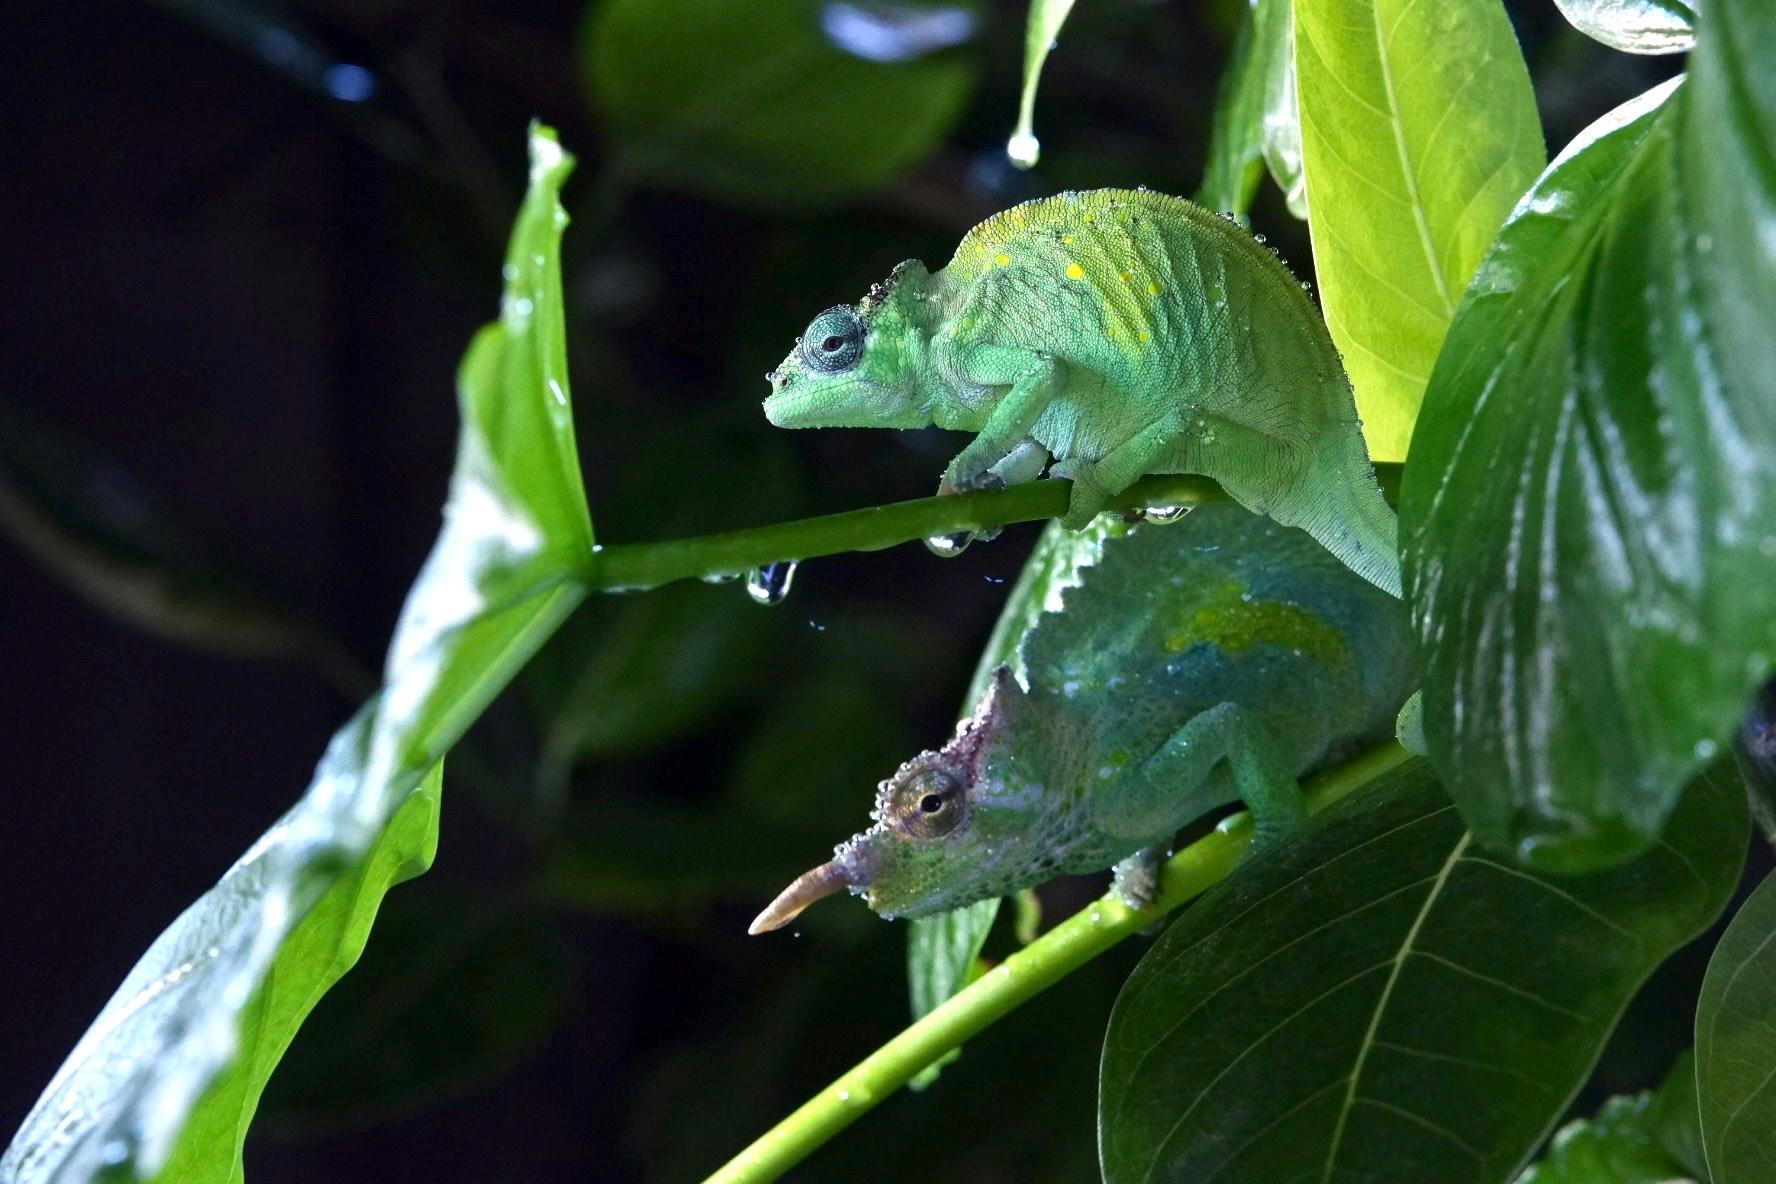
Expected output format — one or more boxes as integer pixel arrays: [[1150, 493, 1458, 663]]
[[588, 473, 1217, 591], [589, 465, 1403, 593], [701, 740, 1416, 1184]]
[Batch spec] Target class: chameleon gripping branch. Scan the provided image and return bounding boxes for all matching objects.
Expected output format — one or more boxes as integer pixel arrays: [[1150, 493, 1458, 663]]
[[703, 741, 1414, 1184]]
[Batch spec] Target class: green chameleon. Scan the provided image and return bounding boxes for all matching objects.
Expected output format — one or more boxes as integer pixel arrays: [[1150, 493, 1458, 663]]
[[764, 188, 1401, 598], [748, 502, 1418, 932]]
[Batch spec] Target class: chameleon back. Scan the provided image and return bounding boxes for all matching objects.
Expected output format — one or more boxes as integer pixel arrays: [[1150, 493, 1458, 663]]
[[1018, 502, 1416, 791]]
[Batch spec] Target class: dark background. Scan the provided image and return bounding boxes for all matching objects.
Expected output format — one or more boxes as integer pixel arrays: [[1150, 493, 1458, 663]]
[[0, 2, 1691, 1180]]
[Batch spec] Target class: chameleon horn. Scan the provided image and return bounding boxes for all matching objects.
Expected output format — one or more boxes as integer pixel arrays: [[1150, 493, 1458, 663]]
[[749, 859, 851, 934]]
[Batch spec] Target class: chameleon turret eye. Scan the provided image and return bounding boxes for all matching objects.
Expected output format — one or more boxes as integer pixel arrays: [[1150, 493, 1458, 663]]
[[890, 767, 965, 839], [801, 306, 865, 373]]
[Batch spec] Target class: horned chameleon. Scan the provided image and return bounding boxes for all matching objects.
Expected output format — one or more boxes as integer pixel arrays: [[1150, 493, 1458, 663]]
[[764, 188, 1401, 598], [749, 502, 1418, 932]]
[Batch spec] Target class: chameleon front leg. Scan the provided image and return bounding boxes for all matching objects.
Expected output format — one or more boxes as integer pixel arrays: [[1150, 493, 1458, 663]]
[[1102, 702, 1305, 908], [940, 347, 1064, 494]]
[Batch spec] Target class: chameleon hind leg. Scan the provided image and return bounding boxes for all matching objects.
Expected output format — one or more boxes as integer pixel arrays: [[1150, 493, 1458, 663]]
[[1103, 701, 1306, 908], [1051, 417, 1178, 530]]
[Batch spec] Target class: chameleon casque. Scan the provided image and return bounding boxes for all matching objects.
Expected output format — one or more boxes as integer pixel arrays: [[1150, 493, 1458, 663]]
[[749, 503, 1418, 932], [763, 188, 1402, 598]]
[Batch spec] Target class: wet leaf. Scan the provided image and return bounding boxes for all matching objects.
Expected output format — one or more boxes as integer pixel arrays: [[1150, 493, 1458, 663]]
[[1294, 0, 1544, 461], [1552, 0, 1695, 54], [1516, 1052, 1706, 1183], [582, 0, 975, 209], [0, 125, 594, 1184], [1401, 1, 1776, 872], [1100, 761, 1745, 1184], [1697, 870, 1776, 1183], [1196, 0, 1302, 220]]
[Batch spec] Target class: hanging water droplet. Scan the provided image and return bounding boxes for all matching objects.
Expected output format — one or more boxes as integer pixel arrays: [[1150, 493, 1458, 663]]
[[1006, 131, 1041, 169], [745, 561, 797, 605], [1140, 504, 1190, 525], [925, 530, 972, 558], [700, 571, 741, 584]]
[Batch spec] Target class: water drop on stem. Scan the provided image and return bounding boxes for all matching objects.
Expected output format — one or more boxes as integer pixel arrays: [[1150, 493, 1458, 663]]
[[924, 530, 973, 558], [745, 561, 797, 605]]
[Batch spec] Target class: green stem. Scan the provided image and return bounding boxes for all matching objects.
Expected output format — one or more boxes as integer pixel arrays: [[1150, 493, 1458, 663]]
[[702, 741, 1415, 1184], [588, 473, 1220, 592], [589, 464, 1403, 594]]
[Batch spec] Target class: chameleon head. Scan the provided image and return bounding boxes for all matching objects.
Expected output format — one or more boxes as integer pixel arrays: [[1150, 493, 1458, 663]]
[[748, 753, 982, 933], [749, 668, 1038, 932], [763, 260, 938, 431]]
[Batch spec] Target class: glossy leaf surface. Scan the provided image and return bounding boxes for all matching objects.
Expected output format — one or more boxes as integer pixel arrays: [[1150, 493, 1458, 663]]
[[583, 0, 974, 209], [1401, 0, 1776, 871], [1294, 0, 1544, 461], [0, 125, 593, 1184], [1697, 870, 1776, 1183], [1100, 761, 1745, 1184], [1552, 0, 1695, 53]]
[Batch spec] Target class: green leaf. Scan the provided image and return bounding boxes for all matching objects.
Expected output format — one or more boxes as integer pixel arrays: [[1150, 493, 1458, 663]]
[[1006, 0, 1076, 168], [1293, 0, 1544, 462], [1401, 0, 1776, 873], [0, 124, 594, 1184], [0, 403, 315, 659], [1697, 870, 1776, 1183], [582, 0, 975, 209], [1196, 0, 1302, 220], [905, 517, 1132, 1030], [1516, 1052, 1706, 1183], [1099, 760, 1746, 1184], [1552, 0, 1696, 54]]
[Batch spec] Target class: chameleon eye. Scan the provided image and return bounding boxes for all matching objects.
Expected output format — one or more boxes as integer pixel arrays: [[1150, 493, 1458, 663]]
[[801, 306, 865, 373], [893, 768, 965, 839]]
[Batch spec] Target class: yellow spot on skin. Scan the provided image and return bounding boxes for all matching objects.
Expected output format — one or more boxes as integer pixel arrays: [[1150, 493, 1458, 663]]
[[1148, 280, 1164, 296], [995, 253, 1012, 267], [1062, 233, 1075, 244], [1139, 330, 1152, 342], [1120, 271, 1135, 283], [1163, 582, 1346, 663], [1066, 262, 1085, 280]]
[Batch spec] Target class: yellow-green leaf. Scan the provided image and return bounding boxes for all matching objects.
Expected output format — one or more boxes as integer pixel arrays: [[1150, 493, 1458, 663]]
[[1293, 0, 1544, 461]]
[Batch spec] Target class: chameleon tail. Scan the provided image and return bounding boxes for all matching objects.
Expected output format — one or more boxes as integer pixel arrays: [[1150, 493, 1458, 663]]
[[1288, 425, 1401, 599]]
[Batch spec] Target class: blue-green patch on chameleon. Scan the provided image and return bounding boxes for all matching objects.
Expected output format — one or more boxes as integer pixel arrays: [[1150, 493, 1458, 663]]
[[749, 502, 1418, 931]]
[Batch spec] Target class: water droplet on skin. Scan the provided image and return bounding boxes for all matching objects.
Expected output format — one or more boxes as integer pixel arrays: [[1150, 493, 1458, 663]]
[[839, 1090, 851, 1101], [1695, 738, 1718, 760], [1006, 131, 1041, 169], [1062, 679, 1082, 697], [1140, 503, 1190, 525], [1089, 910, 1102, 924], [925, 530, 972, 558], [746, 561, 797, 605], [701, 571, 740, 584], [1253, 233, 1266, 244]]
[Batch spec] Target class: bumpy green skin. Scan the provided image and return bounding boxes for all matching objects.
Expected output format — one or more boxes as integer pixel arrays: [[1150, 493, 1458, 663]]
[[833, 503, 1418, 919], [764, 188, 1401, 597]]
